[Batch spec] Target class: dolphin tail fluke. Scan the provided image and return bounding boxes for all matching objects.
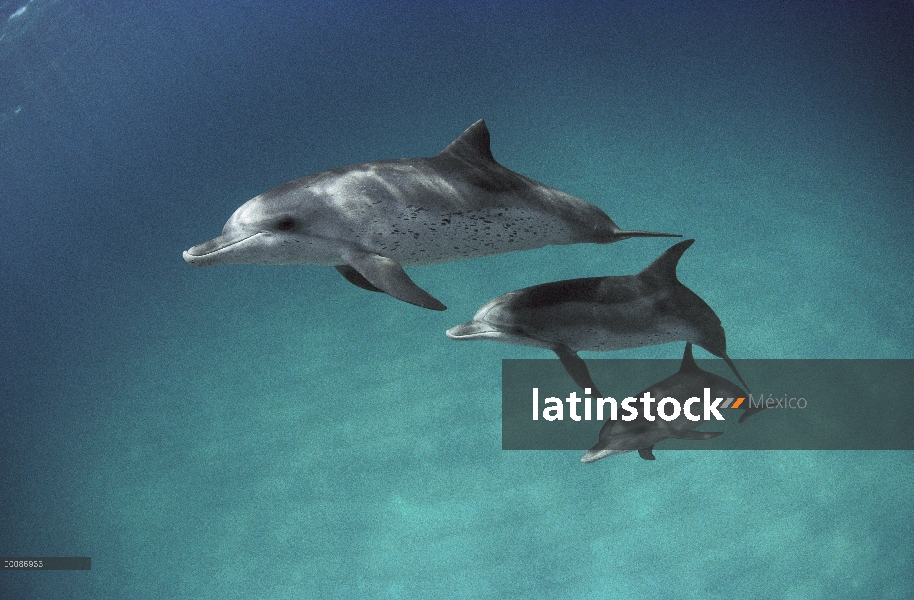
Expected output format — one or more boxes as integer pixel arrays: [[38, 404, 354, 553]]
[[722, 353, 751, 393], [553, 344, 603, 398], [340, 249, 447, 311]]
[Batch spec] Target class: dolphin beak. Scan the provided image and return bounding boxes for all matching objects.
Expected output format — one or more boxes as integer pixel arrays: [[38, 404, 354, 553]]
[[445, 321, 499, 340], [581, 445, 626, 463], [580, 448, 608, 463], [582, 429, 640, 462], [183, 232, 263, 266]]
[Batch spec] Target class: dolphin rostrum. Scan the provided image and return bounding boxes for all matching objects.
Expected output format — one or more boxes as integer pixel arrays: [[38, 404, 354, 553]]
[[446, 239, 749, 394], [183, 120, 678, 310], [581, 343, 744, 462]]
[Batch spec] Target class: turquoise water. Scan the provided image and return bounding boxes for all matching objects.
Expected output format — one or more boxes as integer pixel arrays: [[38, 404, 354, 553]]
[[1, 1, 912, 598]]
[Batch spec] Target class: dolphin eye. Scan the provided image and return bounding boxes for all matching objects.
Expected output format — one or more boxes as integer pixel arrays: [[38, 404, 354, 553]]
[[275, 218, 297, 231]]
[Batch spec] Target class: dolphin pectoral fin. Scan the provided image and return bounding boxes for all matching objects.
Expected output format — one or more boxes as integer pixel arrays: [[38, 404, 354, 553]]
[[670, 430, 723, 440], [340, 249, 447, 311], [552, 344, 603, 398], [335, 265, 383, 293], [638, 447, 656, 460]]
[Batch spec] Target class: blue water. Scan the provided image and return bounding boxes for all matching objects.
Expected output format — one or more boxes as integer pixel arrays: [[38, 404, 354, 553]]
[[1, 1, 912, 598]]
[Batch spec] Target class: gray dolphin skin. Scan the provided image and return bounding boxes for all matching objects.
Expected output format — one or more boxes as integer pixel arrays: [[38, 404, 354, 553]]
[[581, 343, 742, 462], [183, 120, 679, 310], [446, 239, 749, 394]]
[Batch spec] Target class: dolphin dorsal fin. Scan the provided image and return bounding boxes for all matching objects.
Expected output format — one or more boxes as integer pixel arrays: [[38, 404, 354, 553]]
[[678, 343, 701, 374], [639, 239, 695, 282], [438, 119, 497, 165]]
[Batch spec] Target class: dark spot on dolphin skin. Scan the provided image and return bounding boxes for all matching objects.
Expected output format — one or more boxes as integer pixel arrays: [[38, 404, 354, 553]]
[[654, 298, 675, 314], [275, 217, 297, 231]]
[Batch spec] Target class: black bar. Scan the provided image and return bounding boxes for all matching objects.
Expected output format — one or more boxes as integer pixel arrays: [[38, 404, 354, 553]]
[[503, 358, 914, 450], [1, 557, 91, 570]]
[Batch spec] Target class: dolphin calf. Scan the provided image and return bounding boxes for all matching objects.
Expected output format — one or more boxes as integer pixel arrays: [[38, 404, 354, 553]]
[[183, 120, 678, 310], [581, 343, 740, 462], [446, 239, 749, 394]]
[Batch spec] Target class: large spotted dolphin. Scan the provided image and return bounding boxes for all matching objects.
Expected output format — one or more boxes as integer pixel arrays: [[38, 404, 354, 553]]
[[183, 120, 678, 310], [446, 239, 750, 393]]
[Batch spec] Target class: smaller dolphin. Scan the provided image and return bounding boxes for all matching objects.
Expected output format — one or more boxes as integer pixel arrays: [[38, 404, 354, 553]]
[[581, 344, 744, 461], [446, 239, 749, 395]]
